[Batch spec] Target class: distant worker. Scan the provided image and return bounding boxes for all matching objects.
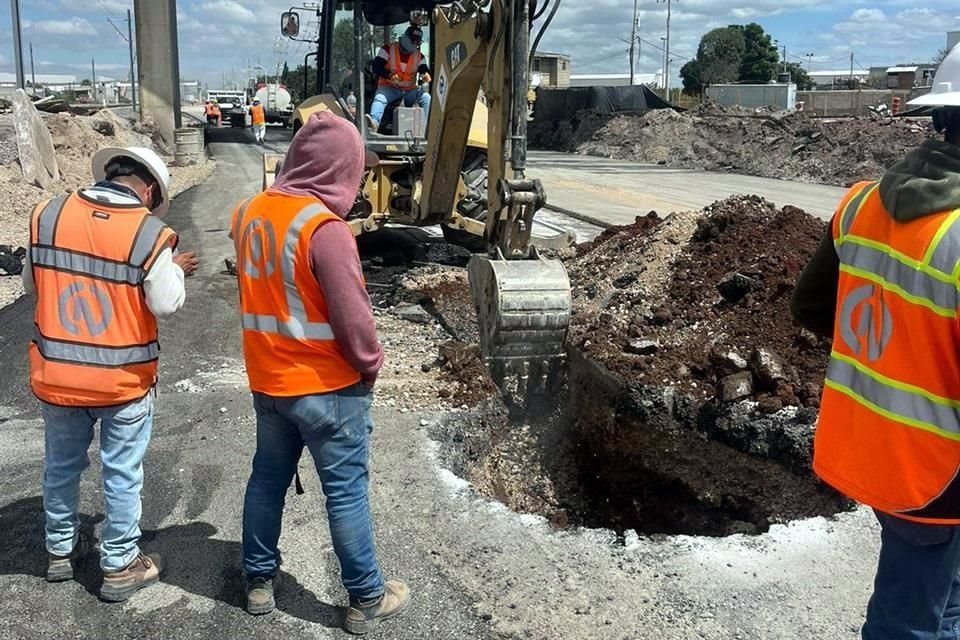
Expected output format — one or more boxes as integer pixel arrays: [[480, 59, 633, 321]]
[[231, 111, 409, 633], [250, 98, 266, 145], [22, 146, 199, 601], [793, 45, 960, 639], [205, 100, 221, 127], [366, 24, 431, 132]]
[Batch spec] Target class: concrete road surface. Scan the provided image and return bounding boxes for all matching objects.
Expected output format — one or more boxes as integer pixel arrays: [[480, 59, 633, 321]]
[[528, 150, 850, 224], [0, 126, 883, 640]]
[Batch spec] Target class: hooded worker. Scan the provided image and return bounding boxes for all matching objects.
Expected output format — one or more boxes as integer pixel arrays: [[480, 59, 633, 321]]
[[22, 146, 199, 602], [793, 44, 960, 638], [230, 111, 409, 633], [366, 24, 432, 132]]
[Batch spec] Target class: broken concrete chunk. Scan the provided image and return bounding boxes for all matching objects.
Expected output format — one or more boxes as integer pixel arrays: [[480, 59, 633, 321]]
[[626, 339, 660, 356], [12, 89, 59, 188], [717, 272, 757, 304], [0, 245, 26, 276], [393, 303, 434, 324], [751, 348, 788, 388], [710, 348, 748, 372], [720, 372, 754, 402]]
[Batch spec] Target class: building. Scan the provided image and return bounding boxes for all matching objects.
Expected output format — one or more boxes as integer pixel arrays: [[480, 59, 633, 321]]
[[808, 70, 869, 90], [532, 52, 571, 89], [569, 73, 662, 88], [887, 65, 937, 90], [0, 72, 78, 87]]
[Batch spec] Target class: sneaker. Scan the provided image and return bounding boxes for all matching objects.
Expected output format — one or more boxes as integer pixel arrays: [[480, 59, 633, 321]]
[[343, 580, 411, 635], [46, 534, 89, 583], [365, 114, 379, 132], [100, 552, 163, 602], [246, 573, 281, 615]]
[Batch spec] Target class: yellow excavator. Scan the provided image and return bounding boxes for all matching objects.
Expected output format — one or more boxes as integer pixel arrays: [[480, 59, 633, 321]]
[[265, 0, 570, 392]]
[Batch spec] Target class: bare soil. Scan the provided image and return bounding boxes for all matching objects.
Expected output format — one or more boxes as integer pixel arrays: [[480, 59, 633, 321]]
[[530, 103, 934, 188], [0, 110, 215, 308]]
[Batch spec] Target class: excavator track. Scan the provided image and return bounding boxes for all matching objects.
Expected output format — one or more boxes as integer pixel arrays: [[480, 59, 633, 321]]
[[468, 250, 571, 401]]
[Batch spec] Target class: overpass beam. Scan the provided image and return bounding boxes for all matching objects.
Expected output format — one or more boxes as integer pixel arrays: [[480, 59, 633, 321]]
[[134, 0, 182, 146]]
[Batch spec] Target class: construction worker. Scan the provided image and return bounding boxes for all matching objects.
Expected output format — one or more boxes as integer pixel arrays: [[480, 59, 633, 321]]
[[21, 146, 199, 601], [792, 45, 960, 639], [366, 24, 431, 132], [204, 100, 221, 127], [250, 98, 267, 145], [231, 111, 409, 633]]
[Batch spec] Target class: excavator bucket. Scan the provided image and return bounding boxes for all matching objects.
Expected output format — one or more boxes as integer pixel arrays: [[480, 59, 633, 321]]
[[468, 251, 572, 401]]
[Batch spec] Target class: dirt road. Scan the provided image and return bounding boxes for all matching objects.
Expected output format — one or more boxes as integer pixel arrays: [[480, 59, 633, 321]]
[[0, 126, 881, 639]]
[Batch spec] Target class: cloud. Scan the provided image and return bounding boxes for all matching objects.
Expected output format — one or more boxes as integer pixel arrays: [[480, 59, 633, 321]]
[[28, 17, 98, 37], [59, 0, 131, 13], [196, 0, 258, 25]]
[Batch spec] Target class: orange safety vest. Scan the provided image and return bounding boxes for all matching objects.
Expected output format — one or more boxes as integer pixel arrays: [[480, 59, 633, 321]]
[[204, 103, 215, 116], [379, 43, 421, 91], [250, 104, 266, 125], [231, 191, 361, 396], [814, 181, 960, 524], [29, 192, 178, 407]]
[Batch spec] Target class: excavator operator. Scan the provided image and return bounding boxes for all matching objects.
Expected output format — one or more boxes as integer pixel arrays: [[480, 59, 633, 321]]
[[365, 24, 431, 132]]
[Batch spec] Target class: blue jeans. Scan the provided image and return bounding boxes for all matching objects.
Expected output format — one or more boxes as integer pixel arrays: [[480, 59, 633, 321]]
[[41, 395, 154, 572], [369, 85, 431, 127], [862, 511, 960, 639], [242, 384, 385, 601]]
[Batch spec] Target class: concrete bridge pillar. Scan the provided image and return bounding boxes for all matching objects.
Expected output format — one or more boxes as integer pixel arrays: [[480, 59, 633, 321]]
[[134, 0, 182, 147]]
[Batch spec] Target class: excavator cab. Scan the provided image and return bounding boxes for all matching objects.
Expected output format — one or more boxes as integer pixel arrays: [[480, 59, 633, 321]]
[[274, 0, 572, 397]]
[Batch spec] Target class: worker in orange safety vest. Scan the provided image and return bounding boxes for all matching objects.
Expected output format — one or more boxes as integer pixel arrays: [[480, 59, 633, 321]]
[[366, 24, 431, 132], [249, 98, 266, 145], [22, 146, 199, 602], [793, 44, 960, 639]]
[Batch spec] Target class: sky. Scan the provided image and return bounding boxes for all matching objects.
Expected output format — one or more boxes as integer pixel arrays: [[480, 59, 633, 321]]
[[0, 1, 957, 87]]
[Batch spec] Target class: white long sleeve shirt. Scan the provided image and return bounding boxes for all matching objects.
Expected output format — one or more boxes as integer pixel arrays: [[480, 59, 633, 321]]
[[21, 185, 186, 320]]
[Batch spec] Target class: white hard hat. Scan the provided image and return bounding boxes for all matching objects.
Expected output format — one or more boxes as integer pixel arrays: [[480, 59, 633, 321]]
[[92, 146, 171, 218], [909, 44, 960, 107]]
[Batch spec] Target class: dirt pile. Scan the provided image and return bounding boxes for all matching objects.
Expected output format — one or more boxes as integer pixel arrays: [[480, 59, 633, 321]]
[[530, 103, 933, 188], [0, 110, 215, 307]]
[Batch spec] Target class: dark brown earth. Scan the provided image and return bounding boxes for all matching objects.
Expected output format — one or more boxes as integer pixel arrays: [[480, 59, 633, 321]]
[[530, 103, 934, 188]]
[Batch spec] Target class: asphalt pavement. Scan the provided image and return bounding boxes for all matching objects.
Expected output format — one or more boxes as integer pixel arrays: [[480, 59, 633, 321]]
[[0, 125, 884, 640]]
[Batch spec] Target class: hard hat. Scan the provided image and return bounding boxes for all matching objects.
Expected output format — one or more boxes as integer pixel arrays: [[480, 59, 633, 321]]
[[253, 98, 261, 103], [92, 146, 171, 218], [909, 44, 960, 107]]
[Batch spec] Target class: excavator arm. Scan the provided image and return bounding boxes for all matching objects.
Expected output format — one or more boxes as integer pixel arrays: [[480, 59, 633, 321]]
[[418, 0, 571, 395]]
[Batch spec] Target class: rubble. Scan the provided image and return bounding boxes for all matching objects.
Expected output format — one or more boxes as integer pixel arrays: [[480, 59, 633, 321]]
[[0, 108, 215, 308], [0, 245, 25, 276], [530, 103, 934, 188]]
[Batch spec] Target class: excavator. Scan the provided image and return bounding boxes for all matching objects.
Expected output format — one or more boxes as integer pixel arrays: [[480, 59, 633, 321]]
[[264, 0, 570, 393]]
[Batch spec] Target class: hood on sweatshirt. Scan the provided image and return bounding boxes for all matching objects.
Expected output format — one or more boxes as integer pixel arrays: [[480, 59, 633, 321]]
[[879, 139, 960, 222], [270, 111, 364, 219]]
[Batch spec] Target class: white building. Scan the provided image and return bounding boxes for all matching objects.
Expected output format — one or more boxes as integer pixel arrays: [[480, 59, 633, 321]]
[[569, 73, 663, 88]]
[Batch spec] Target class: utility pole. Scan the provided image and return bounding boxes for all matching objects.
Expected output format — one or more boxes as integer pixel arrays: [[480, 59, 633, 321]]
[[127, 9, 137, 111], [92, 58, 97, 102], [782, 45, 787, 74], [10, 0, 25, 89], [629, 0, 639, 86], [849, 51, 855, 84], [29, 42, 36, 95], [657, 0, 674, 97], [805, 53, 814, 72]]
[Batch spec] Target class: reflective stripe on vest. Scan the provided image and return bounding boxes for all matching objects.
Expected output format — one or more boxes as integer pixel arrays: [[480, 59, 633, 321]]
[[35, 196, 68, 246], [825, 353, 960, 440], [235, 203, 335, 341], [33, 326, 159, 367]]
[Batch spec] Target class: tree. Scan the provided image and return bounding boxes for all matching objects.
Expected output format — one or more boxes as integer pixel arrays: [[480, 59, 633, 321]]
[[734, 23, 779, 83], [784, 62, 814, 90], [696, 27, 745, 87], [284, 64, 319, 104], [935, 47, 950, 66], [80, 79, 92, 86], [680, 59, 703, 96]]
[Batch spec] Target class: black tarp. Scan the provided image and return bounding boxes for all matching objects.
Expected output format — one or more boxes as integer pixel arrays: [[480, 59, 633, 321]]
[[533, 85, 677, 122]]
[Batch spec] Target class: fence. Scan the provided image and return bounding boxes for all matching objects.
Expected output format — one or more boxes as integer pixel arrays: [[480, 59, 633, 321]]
[[796, 89, 913, 117]]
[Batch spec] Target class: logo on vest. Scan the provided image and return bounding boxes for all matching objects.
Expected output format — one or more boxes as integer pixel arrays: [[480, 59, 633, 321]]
[[239, 217, 277, 279], [839, 284, 893, 361], [58, 282, 113, 337]]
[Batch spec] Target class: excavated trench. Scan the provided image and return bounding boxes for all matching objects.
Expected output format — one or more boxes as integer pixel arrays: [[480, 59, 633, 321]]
[[434, 348, 850, 538]]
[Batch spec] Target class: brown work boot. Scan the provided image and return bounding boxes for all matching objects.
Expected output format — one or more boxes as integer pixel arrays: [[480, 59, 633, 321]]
[[343, 580, 411, 635], [100, 552, 163, 602], [46, 534, 89, 583]]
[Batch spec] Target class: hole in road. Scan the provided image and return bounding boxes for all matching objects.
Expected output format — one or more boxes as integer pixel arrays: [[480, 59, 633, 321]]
[[433, 351, 850, 538]]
